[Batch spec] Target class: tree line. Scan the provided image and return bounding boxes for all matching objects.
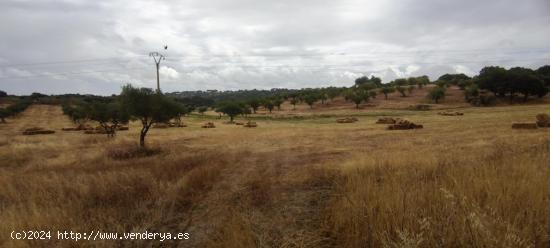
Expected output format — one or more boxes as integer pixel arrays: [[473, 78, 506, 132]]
[[62, 85, 188, 147]]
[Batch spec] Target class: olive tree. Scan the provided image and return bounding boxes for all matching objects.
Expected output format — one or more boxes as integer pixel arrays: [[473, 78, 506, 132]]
[[247, 98, 261, 113], [304, 94, 318, 109], [88, 101, 130, 137], [290, 98, 298, 110], [428, 86, 446, 104], [197, 106, 208, 115], [380, 87, 395, 100], [119, 85, 183, 147], [263, 100, 275, 113], [217, 102, 243, 122]]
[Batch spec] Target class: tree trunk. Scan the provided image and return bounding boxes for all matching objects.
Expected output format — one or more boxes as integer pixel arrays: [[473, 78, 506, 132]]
[[230, 116, 234, 122], [140, 119, 152, 147], [139, 131, 146, 147], [384, 94, 388, 100], [523, 93, 529, 102]]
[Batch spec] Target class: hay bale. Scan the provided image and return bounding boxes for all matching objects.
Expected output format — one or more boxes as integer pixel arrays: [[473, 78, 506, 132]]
[[336, 117, 358, 123], [387, 120, 423, 130], [202, 122, 216, 128], [22, 127, 55, 135], [536, 113, 550, 127], [244, 121, 257, 128], [438, 111, 464, 116], [376, 117, 397, 124], [512, 122, 538, 129], [62, 127, 80, 131]]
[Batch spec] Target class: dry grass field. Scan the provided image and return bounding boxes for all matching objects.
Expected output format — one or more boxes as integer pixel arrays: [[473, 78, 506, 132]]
[[1, 100, 550, 247]]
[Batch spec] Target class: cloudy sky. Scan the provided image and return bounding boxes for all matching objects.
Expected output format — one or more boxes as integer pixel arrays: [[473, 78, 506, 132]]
[[0, 0, 549, 95]]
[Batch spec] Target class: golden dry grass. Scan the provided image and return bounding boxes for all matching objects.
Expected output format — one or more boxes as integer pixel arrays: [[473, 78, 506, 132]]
[[1, 103, 550, 247]]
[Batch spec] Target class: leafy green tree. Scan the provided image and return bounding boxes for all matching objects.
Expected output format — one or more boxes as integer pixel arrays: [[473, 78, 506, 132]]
[[438, 73, 471, 85], [318, 92, 328, 105], [247, 98, 261, 113], [368, 90, 377, 99], [197, 106, 208, 115], [217, 102, 243, 122], [394, 78, 408, 86], [263, 100, 275, 113], [508, 67, 547, 102], [62, 104, 88, 125], [290, 98, 298, 110], [345, 90, 368, 109], [355, 76, 382, 87], [416, 75, 430, 88], [396, 86, 407, 97], [478, 66, 508, 96], [273, 98, 284, 110], [327, 88, 340, 101], [0, 90, 7, 98], [464, 84, 480, 101], [379, 86, 395, 100], [428, 86, 446, 103], [304, 94, 318, 109], [537, 65, 550, 86], [88, 101, 130, 137], [119, 85, 183, 147]]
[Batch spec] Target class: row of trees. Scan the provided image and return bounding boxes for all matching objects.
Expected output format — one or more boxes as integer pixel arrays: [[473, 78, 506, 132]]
[[63, 85, 187, 147], [0, 98, 32, 123], [477, 66, 548, 102]]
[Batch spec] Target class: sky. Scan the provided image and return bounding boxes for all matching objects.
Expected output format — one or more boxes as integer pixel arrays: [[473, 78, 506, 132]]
[[0, 0, 549, 95]]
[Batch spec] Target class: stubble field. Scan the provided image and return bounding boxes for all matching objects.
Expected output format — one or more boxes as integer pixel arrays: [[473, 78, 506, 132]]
[[1, 102, 550, 247]]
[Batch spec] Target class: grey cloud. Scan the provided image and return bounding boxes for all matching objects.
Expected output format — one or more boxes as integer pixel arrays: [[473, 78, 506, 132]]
[[0, 0, 549, 95]]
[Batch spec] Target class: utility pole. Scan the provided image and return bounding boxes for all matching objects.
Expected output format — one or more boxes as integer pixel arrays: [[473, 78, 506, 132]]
[[149, 52, 165, 93]]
